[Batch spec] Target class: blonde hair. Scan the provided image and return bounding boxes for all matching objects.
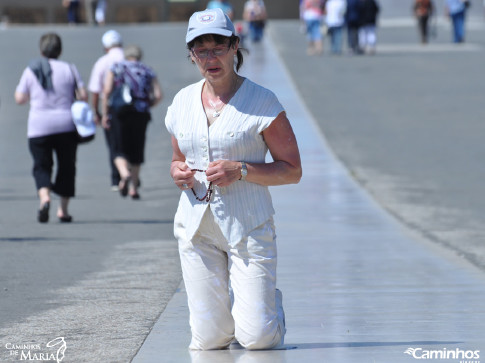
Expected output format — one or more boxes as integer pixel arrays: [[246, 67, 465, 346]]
[[124, 45, 143, 60]]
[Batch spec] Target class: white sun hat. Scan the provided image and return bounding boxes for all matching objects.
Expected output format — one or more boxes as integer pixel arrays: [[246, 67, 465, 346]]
[[71, 101, 96, 137], [186, 8, 235, 44]]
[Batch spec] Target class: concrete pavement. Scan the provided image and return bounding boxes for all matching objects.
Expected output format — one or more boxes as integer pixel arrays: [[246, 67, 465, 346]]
[[269, 18, 485, 272]]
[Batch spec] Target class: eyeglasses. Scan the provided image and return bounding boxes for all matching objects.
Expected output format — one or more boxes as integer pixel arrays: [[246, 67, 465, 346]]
[[190, 169, 213, 202], [191, 44, 231, 59]]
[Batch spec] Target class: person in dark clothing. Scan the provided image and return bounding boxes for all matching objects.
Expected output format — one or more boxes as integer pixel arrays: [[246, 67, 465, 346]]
[[414, 0, 434, 44], [345, 0, 363, 54], [63, 0, 80, 24], [101, 45, 163, 199], [358, 0, 379, 54]]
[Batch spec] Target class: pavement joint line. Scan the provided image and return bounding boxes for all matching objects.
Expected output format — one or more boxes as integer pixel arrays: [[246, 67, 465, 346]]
[[376, 43, 482, 53], [379, 16, 485, 29]]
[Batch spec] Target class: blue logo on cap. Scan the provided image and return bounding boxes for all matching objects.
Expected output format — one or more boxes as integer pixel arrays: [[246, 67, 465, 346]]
[[197, 13, 216, 23]]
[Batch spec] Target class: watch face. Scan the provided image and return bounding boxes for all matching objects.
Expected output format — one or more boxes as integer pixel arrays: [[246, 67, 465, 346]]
[[241, 162, 247, 179]]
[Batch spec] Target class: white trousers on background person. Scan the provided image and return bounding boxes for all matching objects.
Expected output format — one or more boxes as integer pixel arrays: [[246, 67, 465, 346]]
[[174, 208, 286, 350], [95, 0, 106, 24], [359, 25, 377, 51]]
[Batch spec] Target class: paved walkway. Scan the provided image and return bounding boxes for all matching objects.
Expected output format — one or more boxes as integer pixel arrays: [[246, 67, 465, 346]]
[[132, 30, 485, 363]]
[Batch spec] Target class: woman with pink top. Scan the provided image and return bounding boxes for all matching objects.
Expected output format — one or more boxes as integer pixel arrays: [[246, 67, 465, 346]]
[[300, 0, 325, 55], [15, 33, 87, 223]]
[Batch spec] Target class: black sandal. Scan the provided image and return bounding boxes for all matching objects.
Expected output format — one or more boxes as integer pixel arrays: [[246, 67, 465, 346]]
[[119, 177, 131, 197], [38, 202, 50, 223], [59, 215, 73, 223]]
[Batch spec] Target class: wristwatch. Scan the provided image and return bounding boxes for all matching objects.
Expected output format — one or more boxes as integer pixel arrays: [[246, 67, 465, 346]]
[[240, 161, 247, 181]]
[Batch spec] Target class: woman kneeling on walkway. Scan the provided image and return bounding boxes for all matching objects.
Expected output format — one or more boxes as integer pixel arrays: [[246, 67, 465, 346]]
[[165, 8, 302, 350]]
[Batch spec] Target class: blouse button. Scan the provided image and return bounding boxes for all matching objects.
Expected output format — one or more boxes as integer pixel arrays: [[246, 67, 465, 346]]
[[179, 133, 183, 138], [229, 132, 234, 137]]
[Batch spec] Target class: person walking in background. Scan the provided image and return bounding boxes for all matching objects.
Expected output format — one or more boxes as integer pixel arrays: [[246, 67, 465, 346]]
[[84, 0, 96, 24], [101, 45, 163, 199], [358, 0, 379, 54], [207, 0, 234, 20], [14, 33, 87, 223], [85, 0, 107, 25], [445, 0, 468, 43], [243, 0, 267, 43], [300, 0, 325, 55], [345, 0, 363, 54], [95, 0, 107, 26], [325, 0, 347, 54], [166, 8, 301, 350], [63, 0, 80, 24], [88, 30, 124, 191], [414, 0, 434, 44]]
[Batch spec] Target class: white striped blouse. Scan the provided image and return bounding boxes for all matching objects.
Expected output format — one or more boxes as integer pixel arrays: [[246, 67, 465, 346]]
[[165, 78, 284, 246]]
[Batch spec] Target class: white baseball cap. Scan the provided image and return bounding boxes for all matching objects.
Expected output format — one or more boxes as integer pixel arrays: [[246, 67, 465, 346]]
[[186, 8, 235, 44], [71, 101, 96, 137], [102, 30, 122, 48]]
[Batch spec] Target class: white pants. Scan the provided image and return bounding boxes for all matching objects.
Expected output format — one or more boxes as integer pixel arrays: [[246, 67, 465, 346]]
[[95, 0, 106, 23], [175, 208, 286, 350], [359, 25, 377, 50]]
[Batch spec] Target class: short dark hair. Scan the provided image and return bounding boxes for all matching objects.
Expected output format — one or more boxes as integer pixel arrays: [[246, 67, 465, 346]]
[[187, 34, 246, 72], [40, 33, 62, 59]]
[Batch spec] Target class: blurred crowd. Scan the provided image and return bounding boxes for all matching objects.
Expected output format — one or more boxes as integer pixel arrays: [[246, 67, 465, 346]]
[[300, 0, 379, 56], [62, 0, 269, 45], [299, 0, 474, 56], [53, 0, 479, 51]]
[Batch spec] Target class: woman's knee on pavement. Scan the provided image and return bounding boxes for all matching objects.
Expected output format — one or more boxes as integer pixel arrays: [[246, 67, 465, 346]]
[[189, 328, 234, 350], [235, 320, 283, 350]]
